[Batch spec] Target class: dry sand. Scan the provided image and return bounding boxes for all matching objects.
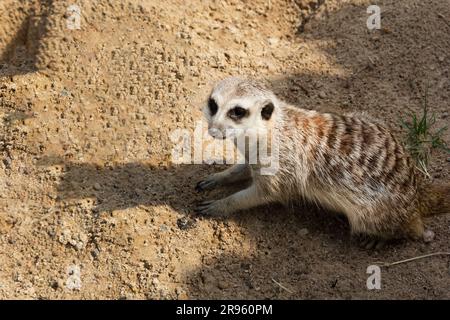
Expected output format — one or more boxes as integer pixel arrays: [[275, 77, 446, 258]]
[[0, 0, 449, 299]]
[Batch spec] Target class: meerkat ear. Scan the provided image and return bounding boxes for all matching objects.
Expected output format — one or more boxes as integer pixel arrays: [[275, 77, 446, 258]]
[[261, 102, 274, 120]]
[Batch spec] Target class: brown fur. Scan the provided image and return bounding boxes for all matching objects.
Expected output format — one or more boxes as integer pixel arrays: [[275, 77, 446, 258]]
[[418, 183, 450, 217]]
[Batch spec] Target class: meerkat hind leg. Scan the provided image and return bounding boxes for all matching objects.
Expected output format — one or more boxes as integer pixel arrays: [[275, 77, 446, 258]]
[[195, 164, 251, 192], [348, 217, 388, 250], [195, 183, 267, 217], [406, 217, 435, 243]]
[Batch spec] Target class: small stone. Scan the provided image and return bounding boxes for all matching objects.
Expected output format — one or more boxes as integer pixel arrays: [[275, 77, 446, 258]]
[[217, 280, 229, 290], [143, 259, 153, 270], [176, 69, 185, 78], [423, 230, 435, 243], [318, 91, 326, 99], [47, 60, 59, 71], [93, 183, 101, 190], [50, 280, 59, 290], [177, 217, 196, 230], [66, 265, 81, 290], [299, 228, 309, 236], [3, 157, 12, 169], [227, 25, 238, 34], [91, 248, 100, 258], [177, 289, 188, 300], [267, 37, 279, 46], [13, 272, 23, 282]]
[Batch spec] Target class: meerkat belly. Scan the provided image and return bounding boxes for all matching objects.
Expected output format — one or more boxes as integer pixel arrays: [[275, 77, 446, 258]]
[[302, 185, 359, 216]]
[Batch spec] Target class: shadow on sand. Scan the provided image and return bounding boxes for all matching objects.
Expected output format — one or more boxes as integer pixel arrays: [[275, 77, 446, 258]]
[[0, 0, 53, 77]]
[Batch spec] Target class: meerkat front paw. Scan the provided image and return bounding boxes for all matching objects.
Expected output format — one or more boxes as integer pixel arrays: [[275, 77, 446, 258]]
[[194, 199, 230, 217]]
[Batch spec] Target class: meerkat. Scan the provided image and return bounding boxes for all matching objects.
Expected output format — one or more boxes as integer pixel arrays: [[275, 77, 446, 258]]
[[194, 77, 449, 248]]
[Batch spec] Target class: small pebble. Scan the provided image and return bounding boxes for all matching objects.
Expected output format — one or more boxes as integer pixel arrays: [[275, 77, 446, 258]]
[[267, 37, 279, 46], [318, 91, 326, 99], [423, 230, 435, 243], [3, 157, 12, 169], [177, 217, 196, 230], [299, 228, 309, 236], [217, 280, 229, 290], [91, 248, 100, 258]]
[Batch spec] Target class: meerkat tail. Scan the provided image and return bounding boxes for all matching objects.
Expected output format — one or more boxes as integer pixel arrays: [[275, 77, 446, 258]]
[[419, 183, 450, 217]]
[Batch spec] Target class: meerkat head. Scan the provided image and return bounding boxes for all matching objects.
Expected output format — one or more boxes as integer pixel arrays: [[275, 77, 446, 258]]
[[204, 77, 279, 139]]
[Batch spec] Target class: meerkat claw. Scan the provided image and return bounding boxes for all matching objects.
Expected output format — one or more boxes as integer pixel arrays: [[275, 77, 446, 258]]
[[365, 240, 376, 250], [194, 200, 215, 214], [359, 238, 385, 250], [194, 200, 225, 216], [359, 238, 370, 248], [195, 179, 217, 192]]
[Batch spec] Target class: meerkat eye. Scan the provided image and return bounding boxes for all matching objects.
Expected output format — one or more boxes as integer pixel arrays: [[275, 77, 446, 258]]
[[228, 106, 248, 120], [208, 98, 218, 116]]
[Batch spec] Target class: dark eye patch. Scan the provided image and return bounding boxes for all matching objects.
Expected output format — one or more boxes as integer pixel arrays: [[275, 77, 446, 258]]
[[261, 102, 274, 120], [208, 97, 218, 116], [227, 106, 248, 121]]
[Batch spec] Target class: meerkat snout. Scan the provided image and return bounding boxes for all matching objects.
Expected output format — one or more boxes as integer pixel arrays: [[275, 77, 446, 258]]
[[207, 127, 226, 140]]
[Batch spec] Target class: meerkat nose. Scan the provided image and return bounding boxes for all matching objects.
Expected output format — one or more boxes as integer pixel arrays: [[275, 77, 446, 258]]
[[208, 128, 224, 139]]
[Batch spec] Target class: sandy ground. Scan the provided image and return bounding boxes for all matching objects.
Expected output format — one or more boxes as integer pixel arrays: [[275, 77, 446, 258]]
[[0, 0, 449, 299]]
